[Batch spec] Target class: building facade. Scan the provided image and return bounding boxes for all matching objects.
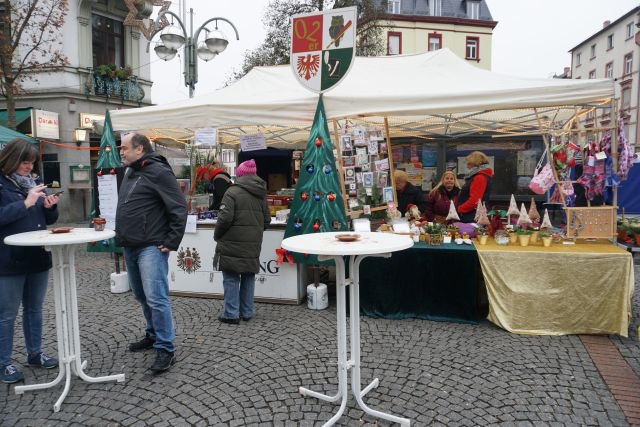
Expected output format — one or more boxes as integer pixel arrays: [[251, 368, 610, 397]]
[[569, 7, 640, 150], [375, 0, 496, 69], [0, 0, 153, 222]]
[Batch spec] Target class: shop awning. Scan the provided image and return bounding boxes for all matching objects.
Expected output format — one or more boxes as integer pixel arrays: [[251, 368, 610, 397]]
[[0, 124, 37, 146], [0, 107, 33, 128]]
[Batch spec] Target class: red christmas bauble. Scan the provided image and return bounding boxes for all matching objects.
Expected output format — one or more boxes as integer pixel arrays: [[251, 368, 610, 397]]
[[312, 223, 320, 231], [315, 137, 322, 147], [301, 192, 309, 201], [97, 170, 103, 176], [327, 193, 336, 202], [110, 168, 116, 175]]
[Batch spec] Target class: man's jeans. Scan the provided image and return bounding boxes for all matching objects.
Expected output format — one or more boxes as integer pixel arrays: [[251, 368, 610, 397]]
[[123, 246, 175, 353], [0, 271, 49, 366], [222, 272, 255, 319]]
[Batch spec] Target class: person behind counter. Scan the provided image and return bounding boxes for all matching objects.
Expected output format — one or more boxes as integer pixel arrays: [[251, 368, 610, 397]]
[[203, 162, 231, 211], [394, 169, 425, 215], [457, 151, 493, 223], [0, 138, 61, 384], [425, 170, 460, 223], [214, 159, 271, 325]]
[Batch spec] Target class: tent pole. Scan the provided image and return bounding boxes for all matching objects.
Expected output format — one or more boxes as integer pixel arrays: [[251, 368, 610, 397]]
[[611, 98, 618, 209], [332, 120, 349, 217], [384, 117, 398, 207]]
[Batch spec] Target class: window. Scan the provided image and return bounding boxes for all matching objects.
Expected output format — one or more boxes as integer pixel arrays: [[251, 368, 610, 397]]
[[466, 1, 480, 19], [576, 52, 582, 66], [622, 86, 632, 110], [465, 37, 479, 60], [388, 0, 401, 14], [607, 34, 614, 50], [588, 70, 596, 79], [431, 0, 442, 16], [590, 44, 596, 59], [605, 62, 613, 79], [388, 32, 402, 55], [625, 53, 633, 75], [92, 14, 124, 68], [428, 33, 442, 51], [627, 22, 635, 39]]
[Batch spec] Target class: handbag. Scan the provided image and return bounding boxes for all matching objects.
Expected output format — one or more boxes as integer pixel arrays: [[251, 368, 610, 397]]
[[529, 149, 555, 194]]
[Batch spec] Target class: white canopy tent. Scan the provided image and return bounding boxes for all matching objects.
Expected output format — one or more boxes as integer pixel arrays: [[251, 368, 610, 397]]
[[110, 49, 615, 148]]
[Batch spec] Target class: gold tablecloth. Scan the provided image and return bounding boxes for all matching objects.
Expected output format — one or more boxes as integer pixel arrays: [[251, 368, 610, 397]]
[[475, 239, 635, 336]]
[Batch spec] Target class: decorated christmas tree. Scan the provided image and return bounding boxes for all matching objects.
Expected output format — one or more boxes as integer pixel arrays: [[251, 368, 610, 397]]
[[96, 110, 121, 169], [476, 203, 491, 226], [541, 208, 553, 230], [528, 197, 541, 226], [284, 97, 349, 264]]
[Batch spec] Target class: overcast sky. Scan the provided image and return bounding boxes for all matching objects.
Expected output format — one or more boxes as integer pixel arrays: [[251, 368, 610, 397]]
[[150, 0, 640, 105]]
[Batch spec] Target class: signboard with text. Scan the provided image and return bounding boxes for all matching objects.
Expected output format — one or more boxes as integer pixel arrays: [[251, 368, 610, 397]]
[[32, 110, 60, 140], [290, 6, 357, 93]]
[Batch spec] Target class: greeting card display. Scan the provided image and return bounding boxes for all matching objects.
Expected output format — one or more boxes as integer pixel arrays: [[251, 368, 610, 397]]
[[337, 126, 396, 215]]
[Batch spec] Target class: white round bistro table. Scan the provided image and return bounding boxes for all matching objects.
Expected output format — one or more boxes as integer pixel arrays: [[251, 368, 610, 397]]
[[282, 231, 413, 427], [4, 228, 125, 412]]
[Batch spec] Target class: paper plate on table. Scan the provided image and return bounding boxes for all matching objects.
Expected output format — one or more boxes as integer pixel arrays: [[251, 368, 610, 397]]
[[335, 233, 360, 242], [50, 227, 73, 234]]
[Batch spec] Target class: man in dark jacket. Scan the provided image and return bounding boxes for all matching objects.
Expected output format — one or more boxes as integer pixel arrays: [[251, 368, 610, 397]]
[[214, 159, 270, 324], [116, 133, 187, 373]]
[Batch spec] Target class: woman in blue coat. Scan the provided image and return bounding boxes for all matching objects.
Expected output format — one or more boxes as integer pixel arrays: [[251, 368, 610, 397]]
[[0, 138, 60, 383]]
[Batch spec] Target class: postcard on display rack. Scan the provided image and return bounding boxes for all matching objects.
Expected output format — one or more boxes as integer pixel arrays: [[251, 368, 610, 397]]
[[363, 205, 371, 215], [340, 135, 353, 151], [383, 186, 394, 203], [356, 172, 363, 184], [377, 171, 388, 187], [361, 163, 371, 172], [362, 172, 374, 188], [375, 158, 389, 171], [348, 198, 359, 209], [343, 156, 355, 167], [379, 142, 388, 154], [368, 139, 379, 155], [344, 167, 356, 183], [356, 149, 368, 166], [369, 129, 384, 141]]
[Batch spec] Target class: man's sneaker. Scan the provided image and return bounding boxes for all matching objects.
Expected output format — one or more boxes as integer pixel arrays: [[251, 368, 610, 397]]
[[149, 349, 176, 373], [129, 336, 155, 352], [27, 352, 58, 369], [1, 364, 24, 384], [218, 316, 240, 325]]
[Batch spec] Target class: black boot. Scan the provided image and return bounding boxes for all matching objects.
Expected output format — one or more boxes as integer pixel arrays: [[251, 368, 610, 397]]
[[128, 335, 155, 352], [149, 349, 176, 373]]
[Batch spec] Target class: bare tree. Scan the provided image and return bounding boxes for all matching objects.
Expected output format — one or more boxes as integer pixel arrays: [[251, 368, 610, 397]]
[[0, 0, 69, 129], [227, 0, 386, 84]]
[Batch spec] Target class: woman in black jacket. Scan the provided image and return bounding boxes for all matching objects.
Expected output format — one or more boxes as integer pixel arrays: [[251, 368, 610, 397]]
[[0, 139, 60, 383], [393, 169, 425, 215]]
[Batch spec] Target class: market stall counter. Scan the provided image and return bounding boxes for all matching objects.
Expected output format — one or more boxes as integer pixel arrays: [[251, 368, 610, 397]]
[[476, 239, 635, 336], [358, 241, 483, 323], [168, 219, 305, 304]]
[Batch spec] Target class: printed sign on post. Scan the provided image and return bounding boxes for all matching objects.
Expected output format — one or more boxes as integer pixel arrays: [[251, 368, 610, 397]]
[[240, 133, 267, 152], [290, 6, 357, 93]]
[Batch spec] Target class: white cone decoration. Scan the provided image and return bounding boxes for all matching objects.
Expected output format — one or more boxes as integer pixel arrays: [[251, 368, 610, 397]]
[[517, 203, 531, 226], [541, 208, 553, 229], [528, 197, 541, 224], [474, 198, 483, 223], [446, 200, 460, 222], [477, 203, 491, 226], [507, 194, 519, 217]]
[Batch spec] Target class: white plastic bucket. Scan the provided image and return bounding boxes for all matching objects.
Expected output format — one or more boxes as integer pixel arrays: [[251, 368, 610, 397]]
[[110, 272, 130, 294], [307, 283, 328, 310]]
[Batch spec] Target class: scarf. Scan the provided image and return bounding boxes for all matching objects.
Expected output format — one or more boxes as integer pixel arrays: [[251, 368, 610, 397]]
[[9, 173, 38, 193], [465, 164, 490, 180]]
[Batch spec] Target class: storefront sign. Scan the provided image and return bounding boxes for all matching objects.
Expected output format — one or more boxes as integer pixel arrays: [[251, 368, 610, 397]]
[[240, 133, 267, 152], [32, 110, 60, 140], [80, 113, 104, 129], [290, 6, 357, 93]]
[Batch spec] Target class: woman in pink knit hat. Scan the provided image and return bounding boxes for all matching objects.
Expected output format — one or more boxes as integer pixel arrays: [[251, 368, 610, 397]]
[[213, 159, 271, 324]]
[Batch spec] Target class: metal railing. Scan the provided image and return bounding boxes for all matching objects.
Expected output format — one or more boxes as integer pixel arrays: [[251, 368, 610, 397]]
[[84, 69, 145, 103]]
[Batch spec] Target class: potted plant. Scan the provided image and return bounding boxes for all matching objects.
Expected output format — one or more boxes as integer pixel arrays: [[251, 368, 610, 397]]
[[530, 226, 540, 243], [516, 227, 533, 247], [539, 229, 553, 247], [477, 226, 489, 245], [115, 65, 132, 80], [630, 223, 640, 247], [95, 64, 112, 77]]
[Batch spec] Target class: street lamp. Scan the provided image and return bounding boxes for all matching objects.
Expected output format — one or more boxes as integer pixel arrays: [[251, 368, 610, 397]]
[[153, 8, 239, 98]]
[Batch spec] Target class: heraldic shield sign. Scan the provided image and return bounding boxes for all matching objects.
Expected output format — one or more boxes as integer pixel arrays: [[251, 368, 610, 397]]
[[290, 6, 357, 93]]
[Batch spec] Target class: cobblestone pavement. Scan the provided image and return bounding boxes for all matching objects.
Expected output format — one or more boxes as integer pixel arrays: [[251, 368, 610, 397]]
[[1, 248, 638, 426]]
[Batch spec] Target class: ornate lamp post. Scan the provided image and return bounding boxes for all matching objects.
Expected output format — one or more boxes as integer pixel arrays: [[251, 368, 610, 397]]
[[154, 8, 239, 98]]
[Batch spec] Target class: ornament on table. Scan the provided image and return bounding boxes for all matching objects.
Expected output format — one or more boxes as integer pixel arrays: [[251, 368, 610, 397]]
[[476, 203, 491, 227], [507, 194, 520, 219], [404, 203, 421, 222], [528, 197, 541, 226], [541, 209, 553, 230], [474, 199, 484, 223], [386, 202, 401, 220], [517, 203, 532, 227], [446, 200, 460, 222]]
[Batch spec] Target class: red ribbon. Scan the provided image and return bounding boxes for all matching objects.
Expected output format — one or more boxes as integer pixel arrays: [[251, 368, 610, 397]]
[[275, 248, 294, 265]]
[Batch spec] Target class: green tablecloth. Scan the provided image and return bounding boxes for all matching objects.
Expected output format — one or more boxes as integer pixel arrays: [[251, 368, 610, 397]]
[[358, 242, 482, 323]]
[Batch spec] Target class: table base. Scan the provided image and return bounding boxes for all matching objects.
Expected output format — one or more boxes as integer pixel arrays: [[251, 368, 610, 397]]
[[299, 254, 410, 427], [15, 245, 125, 412]]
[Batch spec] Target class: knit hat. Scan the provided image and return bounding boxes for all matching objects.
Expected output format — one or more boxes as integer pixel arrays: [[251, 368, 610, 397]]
[[236, 159, 257, 177]]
